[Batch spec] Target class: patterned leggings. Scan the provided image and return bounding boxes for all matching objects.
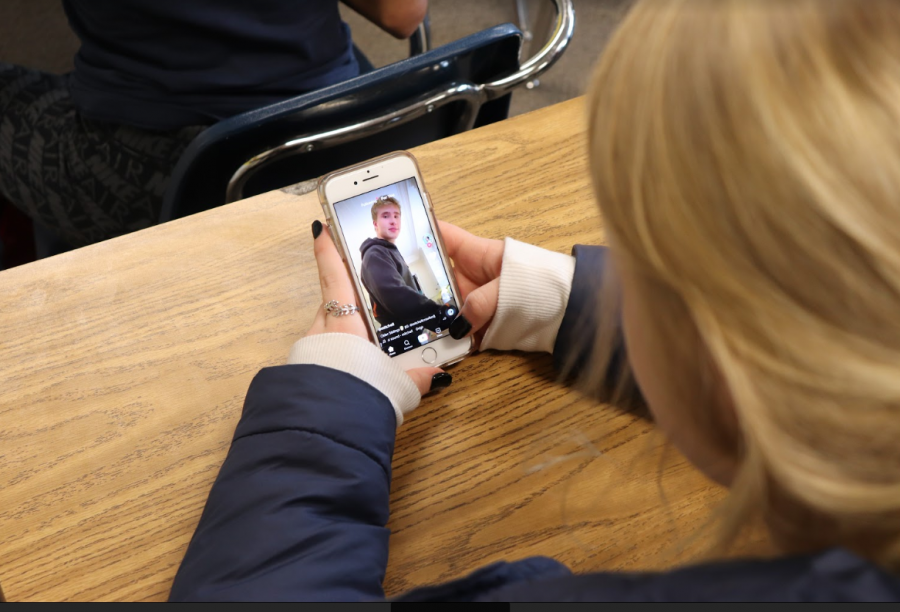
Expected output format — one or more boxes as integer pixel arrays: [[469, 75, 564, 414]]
[[0, 64, 206, 247]]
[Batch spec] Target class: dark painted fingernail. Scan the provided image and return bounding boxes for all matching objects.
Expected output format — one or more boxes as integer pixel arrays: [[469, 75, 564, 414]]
[[449, 314, 472, 340], [311, 220, 323, 239], [430, 372, 452, 391]]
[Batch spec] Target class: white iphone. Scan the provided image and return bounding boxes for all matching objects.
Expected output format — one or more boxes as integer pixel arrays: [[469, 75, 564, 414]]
[[317, 151, 474, 370]]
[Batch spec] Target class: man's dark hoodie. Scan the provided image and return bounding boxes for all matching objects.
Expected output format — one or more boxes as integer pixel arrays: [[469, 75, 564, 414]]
[[360, 238, 444, 329]]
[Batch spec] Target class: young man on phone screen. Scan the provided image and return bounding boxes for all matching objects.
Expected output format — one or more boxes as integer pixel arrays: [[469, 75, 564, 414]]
[[360, 196, 444, 332]]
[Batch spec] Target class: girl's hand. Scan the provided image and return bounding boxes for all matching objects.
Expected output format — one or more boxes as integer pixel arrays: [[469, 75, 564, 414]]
[[307, 220, 448, 394], [439, 220, 504, 346]]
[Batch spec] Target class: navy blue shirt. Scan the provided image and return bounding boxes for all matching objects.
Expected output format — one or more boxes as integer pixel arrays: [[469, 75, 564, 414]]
[[63, 0, 359, 130]]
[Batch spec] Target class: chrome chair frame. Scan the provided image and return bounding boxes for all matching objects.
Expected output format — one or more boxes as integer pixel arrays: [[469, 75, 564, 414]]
[[223, 0, 573, 203]]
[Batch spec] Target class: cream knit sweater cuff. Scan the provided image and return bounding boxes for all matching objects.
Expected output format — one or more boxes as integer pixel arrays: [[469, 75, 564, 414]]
[[480, 238, 576, 353], [287, 333, 421, 427]]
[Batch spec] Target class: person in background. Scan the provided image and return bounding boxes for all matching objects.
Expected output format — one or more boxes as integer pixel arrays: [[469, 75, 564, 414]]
[[0, 0, 427, 248], [169, 0, 900, 601]]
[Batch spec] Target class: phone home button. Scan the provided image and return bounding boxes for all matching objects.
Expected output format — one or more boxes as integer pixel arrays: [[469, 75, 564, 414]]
[[421, 347, 437, 364]]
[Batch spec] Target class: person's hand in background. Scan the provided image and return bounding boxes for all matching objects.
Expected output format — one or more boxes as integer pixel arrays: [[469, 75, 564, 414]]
[[340, 0, 428, 39]]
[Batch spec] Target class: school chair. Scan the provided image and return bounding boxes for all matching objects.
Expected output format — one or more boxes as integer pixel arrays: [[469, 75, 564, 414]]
[[159, 0, 575, 222]]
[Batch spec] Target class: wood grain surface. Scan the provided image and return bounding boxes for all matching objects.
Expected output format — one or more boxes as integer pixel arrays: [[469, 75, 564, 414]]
[[0, 97, 771, 601]]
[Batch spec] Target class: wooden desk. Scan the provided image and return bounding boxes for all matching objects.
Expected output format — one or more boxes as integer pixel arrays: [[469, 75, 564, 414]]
[[0, 97, 770, 601]]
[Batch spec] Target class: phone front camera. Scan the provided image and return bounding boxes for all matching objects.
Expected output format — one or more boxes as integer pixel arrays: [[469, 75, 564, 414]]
[[354, 181, 358, 185]]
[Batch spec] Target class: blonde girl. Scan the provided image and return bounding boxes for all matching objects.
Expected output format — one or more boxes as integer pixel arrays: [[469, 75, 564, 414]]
[[170, 0, 900, 601]]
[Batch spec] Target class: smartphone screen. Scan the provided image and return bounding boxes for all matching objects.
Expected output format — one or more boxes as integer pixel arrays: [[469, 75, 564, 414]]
[[332, 177, 460, 357]]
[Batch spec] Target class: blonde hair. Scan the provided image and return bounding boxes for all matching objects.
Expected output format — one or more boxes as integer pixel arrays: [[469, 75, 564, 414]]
[[587, 0, 900, 570], [371, 196, 401, 222]]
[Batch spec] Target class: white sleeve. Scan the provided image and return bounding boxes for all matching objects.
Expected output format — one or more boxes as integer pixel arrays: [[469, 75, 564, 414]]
[[287, 333, 421, 427], [480, 238, 576, 353]]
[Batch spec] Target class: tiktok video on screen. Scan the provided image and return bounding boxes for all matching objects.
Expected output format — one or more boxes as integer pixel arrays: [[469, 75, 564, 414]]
[[333, 178, 460, 356]]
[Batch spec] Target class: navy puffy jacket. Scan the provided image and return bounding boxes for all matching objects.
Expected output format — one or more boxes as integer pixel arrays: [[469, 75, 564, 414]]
[[169, 245, 900, 601]]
